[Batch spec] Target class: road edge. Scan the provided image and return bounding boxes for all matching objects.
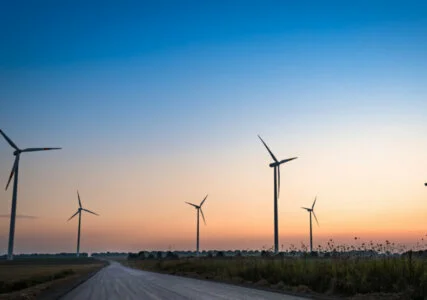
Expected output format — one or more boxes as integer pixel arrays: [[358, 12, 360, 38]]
[[119, 261, 343, 300], [42, 260, 109, 300]]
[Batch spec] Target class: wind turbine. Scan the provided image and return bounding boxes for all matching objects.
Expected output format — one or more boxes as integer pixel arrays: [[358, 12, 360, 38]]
[[185, 195, 208, 257], [258, 135, 297, 254], [67, 191, 99, 257], [301, 197, 319, 253], [0, 129, 61, 260]]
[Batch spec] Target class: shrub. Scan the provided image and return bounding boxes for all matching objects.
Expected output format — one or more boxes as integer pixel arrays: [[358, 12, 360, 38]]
[[215, 251, 225, 258], [127, 253, 138, 260], [166, 251, 179, 260], [138, 251, 146, 260]]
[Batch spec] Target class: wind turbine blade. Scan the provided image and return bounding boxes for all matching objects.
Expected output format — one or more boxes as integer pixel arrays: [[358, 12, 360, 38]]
[[312, 196, 317, 209], [301, 207, 310, 210], [257, 135, 278, 162], [82, 208, 99, 216], [77, 191, 82, 208], [5, 157, 18, 190], [67, 211, 79, 221], [200, 194, 208, 207], [279, 157, 298, 165], [0, 130, 19, 150], [200, 208, 206, 225], [277, 166, 280, 198], [312, 211, 319, 226], [185, 202, 198, 208], [21, 147, 61, 152]]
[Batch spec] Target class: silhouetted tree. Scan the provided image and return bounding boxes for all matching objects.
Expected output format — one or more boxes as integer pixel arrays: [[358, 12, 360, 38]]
[[138, 251, 146, 260], [166, 251, 179, 259], [215, 251, 225, 257], [128, 253, 138, 260]]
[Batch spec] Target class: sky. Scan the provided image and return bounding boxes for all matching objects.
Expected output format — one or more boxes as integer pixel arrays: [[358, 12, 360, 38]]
[[0, 0, 427, 254]]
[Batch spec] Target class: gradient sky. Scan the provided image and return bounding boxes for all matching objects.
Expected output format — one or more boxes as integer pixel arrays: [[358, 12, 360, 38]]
[[1, 1, 427, 254]]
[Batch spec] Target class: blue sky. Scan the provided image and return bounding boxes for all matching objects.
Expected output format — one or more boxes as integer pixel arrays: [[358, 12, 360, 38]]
[[2, 1, 426, 66], [0, 1, 427, 252], [2, 1, 426, 143]]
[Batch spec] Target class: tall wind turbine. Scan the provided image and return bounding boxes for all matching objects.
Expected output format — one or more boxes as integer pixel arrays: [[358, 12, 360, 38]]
[[301, 197, 319, 253], [185, 195, 208, 257], [258, 135, 297, 254], [68, 191, 99, 257], [0, 129, 61, 260]]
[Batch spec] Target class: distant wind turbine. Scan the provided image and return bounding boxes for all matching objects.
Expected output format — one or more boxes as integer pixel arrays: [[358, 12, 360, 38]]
[[301, 197, 319, 253], [425, 182, 427, 186], [258, 135, 297, 254], [185, 195, 208, 257], [0, 129, 61, 260], [68, 191, 99, 257]]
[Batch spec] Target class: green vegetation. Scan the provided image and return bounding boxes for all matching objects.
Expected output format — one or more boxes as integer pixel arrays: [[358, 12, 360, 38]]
[[0, 257, 105, 295], [126, 252, 427, 299]]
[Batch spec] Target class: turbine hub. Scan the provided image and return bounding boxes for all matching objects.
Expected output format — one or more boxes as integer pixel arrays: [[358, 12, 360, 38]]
[[13, 150, 21, 156]]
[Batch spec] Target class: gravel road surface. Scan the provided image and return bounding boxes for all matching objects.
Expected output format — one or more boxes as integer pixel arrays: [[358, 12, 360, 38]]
[[62, 261, 308, 300]]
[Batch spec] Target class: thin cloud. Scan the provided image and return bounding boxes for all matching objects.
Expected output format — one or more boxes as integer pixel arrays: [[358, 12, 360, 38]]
[[0, 214, 38, 219]]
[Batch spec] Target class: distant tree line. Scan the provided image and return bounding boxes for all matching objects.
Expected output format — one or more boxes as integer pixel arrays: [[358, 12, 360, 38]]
[[0, 253, 88, 259], [91, 252, 128, 257], [3, 248, 423, 261], [125, 248, 424, 261]]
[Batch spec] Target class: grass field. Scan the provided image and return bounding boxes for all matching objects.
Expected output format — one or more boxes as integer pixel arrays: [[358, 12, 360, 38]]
[[0, 257, 106, 298], [125, 254, 427, 299]]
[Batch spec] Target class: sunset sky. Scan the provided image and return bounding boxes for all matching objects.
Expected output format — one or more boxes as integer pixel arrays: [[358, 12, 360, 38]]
[[1, 1, 427, 254]]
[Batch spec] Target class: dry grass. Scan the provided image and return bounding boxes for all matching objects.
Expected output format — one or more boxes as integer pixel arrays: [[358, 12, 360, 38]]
[[0, 257, 105, 297], [125, 255, 427, 299]]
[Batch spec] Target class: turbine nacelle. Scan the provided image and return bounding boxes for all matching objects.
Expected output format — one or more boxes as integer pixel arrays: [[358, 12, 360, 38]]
[[269, 157, 298, 168], [1, 130, 61, 191], [185, 194, 208, 225], [258, 135, 297, 200], [302, 197, 319, 226], [67, 191, 99, 221], [12, 148, 61, 156], [185, 202, 200, 209]]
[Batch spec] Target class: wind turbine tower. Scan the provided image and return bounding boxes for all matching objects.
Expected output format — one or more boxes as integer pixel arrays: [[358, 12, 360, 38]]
[[258, 135, 297, 254], [301, 197, 319, 253], [0, 129, 61, 260], [68, 191, 99, 257], [185, 195, 208, 256]]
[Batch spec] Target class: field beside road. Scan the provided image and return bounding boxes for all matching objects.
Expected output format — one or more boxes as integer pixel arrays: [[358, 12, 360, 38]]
[[0, 257, 106, 299], [124, 254, 427, 300]]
